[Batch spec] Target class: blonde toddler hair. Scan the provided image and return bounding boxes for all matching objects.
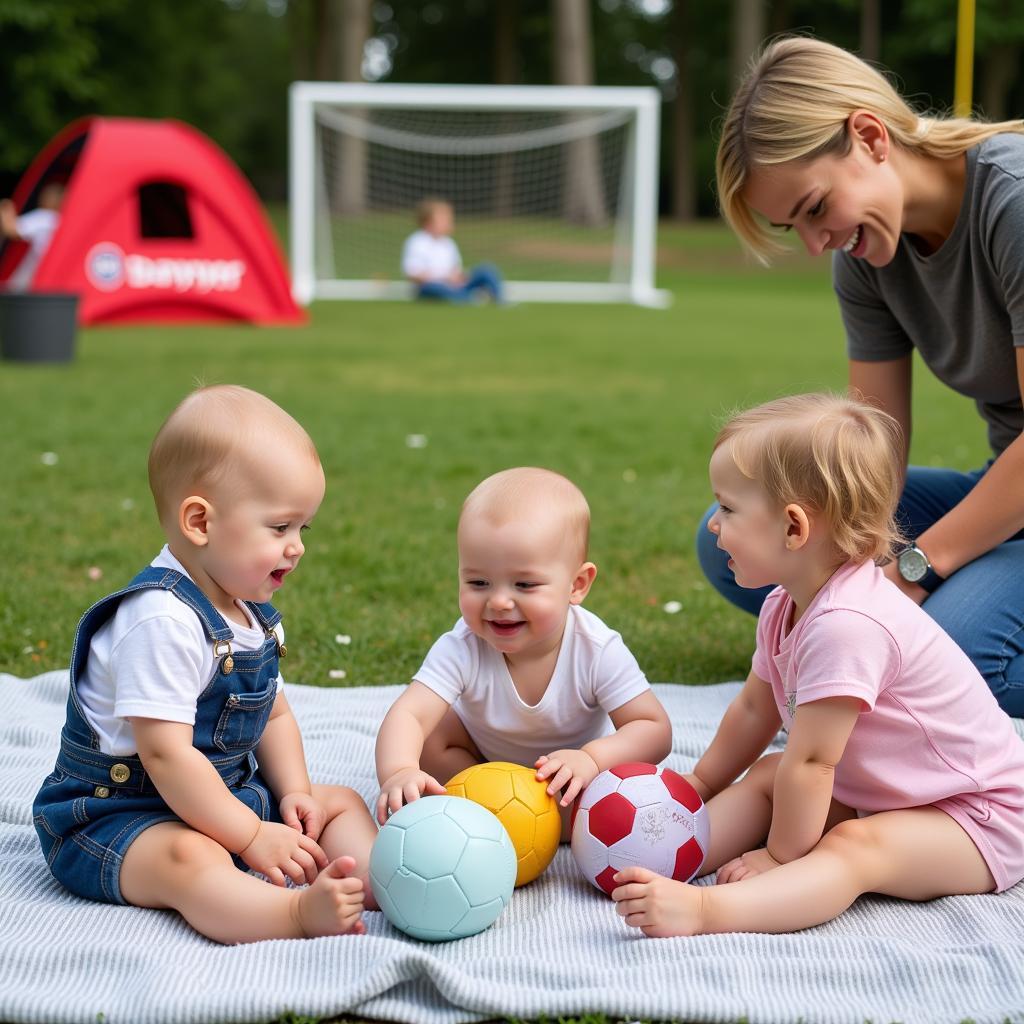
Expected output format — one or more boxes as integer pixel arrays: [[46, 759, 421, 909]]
[[714, 393, 904, 563], [148, 385, 319, 527], [416, 197, 453, 228], [716, 35, 1024, 262], [459, 467, 591, 564]]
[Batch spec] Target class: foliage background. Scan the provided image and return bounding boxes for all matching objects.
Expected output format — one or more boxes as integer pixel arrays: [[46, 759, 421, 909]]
[[2, 0, 1023, 210]]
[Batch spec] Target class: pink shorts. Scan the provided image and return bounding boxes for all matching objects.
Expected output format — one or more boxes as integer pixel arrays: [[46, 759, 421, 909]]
[[936, 787, 1024, 893]]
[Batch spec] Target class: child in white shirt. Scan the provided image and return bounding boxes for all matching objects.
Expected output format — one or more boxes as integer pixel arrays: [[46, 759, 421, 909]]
[[401, 197, 505, 304], [33, 385, 378, 943], [375, 467, 672, 828], [1, 182, 63, 291]]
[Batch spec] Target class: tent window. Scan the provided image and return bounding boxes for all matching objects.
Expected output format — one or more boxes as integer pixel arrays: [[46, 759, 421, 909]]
[[138, 182, 194, 238]]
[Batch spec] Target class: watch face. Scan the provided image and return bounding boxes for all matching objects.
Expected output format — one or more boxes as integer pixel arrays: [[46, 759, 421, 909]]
[[898, 547, 928, 583]]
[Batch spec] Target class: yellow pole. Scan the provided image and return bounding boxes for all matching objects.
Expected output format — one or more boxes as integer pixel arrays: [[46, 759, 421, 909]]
[[954, 0, 976, 117]]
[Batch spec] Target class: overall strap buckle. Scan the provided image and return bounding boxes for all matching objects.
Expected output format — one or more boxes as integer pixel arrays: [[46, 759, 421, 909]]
[[213, 639, 235, 674]]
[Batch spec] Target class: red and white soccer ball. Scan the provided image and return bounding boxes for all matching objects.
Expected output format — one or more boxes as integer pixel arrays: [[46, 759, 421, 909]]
[[570, 762, 710, 896]]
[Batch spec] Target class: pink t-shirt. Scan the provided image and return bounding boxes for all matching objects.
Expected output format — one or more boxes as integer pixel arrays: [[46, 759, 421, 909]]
[[752, 559, 1024, 892]]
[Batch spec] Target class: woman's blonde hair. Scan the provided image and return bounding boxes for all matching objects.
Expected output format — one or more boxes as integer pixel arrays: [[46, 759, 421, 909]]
[[714, 393, 904, 563], [716, 35, 1024, 262]]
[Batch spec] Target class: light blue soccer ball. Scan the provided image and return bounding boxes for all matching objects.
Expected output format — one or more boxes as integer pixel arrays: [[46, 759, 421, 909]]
[[370, 794, 517, 941]]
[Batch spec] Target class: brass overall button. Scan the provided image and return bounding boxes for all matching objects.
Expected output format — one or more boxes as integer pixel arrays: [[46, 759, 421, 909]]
[[94, 786, 110, 799], [109, 763, 131, 784]]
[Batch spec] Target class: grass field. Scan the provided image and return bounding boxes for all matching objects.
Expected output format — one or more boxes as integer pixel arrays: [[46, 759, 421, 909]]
[[2, 221, 990, 691]]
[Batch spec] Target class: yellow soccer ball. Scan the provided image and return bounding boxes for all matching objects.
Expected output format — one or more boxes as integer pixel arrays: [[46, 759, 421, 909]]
[[446, 761, 561, 887]]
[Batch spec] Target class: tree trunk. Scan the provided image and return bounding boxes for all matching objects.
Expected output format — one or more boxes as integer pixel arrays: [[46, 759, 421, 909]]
[[860, 0, 881, 64], [731, 0, 766, 88], [494, 0, 519, 217], [552, 0, 606, 225], [669, 0, 696, 221], [334, 0, 369, 216], [980, 41, 1019, 121]]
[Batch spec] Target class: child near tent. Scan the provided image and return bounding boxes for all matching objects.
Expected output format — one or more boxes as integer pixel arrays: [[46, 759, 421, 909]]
[[0, 182, 63, 291], [612, 393, 1024, 937], [401, 197, 506, 304], [32, 385, 378, 944], [374, 466, 672, 832]]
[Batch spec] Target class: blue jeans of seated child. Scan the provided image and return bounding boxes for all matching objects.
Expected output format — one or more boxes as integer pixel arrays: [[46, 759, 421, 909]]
[[695, 463, 1024, 718], [417, 263, 504, 304]]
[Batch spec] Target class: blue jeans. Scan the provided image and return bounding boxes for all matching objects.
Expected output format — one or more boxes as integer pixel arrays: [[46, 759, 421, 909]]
[[417, 263, 504, 304], [695, 464, 1024, 717]]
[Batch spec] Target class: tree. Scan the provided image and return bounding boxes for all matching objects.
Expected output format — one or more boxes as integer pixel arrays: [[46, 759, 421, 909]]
[[552, 0, 606, 225], [668, 0, 696, 221], [731, 0, 766, 87]]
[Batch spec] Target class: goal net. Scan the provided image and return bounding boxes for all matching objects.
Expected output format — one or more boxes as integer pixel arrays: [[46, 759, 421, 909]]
[[289, 83, 668, 307]]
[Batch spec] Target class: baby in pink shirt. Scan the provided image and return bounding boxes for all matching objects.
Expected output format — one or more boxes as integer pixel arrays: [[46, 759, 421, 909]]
[[611, 393, 1024, 937]]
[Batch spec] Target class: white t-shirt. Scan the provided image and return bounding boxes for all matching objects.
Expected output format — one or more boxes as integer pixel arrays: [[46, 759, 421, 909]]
[[77, 546, 284, 755], [401, 229, 462, 282], [414, 605, 650, 766], [8, 208, 59, 291]]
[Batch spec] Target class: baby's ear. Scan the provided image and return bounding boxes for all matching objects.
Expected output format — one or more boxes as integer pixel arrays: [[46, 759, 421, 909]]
[[569, 562, 598, 604], [178, 495, 212, 547], [783, 503, 811, 550]]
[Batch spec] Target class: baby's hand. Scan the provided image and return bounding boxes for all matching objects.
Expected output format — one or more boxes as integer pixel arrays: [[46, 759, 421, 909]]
[[716, 847, 782, 884], [240, 820, 328, 886], [280, 792, 327, 842], [376, 768, 447, 825], [535, 748, 599, 807]]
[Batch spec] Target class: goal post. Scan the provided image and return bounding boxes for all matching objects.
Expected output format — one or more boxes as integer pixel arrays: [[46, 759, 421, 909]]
[[289, 82, 670, 308]]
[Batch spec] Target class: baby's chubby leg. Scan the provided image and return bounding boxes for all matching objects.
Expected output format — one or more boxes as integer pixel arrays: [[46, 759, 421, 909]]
[[120, 821, 366, 943], [311, 783, 380, 910], [613, 805, 994, 937], [420, 707, 484, 785]]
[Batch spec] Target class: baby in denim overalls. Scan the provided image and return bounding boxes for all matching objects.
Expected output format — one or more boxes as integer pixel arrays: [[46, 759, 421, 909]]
[[33, 385, 379, 943]]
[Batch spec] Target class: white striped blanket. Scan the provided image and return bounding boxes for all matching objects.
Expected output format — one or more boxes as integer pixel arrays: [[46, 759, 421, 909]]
[[1, 671, 1022, 1024]]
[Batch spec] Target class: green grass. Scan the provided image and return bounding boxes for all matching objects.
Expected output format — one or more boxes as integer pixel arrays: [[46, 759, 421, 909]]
[[2, 222, 989, 694]]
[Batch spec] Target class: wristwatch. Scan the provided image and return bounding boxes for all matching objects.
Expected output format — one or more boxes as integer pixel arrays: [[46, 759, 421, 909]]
[[895, 543, 945, 594]]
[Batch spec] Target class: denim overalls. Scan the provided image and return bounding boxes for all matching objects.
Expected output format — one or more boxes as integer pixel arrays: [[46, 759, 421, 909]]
[[32, 565, 285, 905]]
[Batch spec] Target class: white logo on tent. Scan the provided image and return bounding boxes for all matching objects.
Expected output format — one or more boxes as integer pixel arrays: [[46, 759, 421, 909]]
[[85, 242, 246, 294]]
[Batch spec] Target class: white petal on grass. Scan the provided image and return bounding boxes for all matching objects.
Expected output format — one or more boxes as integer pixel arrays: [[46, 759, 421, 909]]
[[335, 634, 352, 645], [662, 600, 683, 614], [40, 452, 59, 466], [622, 468, 637, 483], [405, 434, 428, 449], [328, 669, 347, 680], [87, 567, 103, 581], [121, 498, 135, 511], [22, 646, 34, 655]]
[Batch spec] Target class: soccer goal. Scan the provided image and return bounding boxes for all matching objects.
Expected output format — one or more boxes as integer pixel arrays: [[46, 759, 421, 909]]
[[289, 82, 669, 307]]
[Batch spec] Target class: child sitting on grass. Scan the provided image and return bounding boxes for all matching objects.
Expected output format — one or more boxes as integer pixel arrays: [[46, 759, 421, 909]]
[[612, 393, 1024, 936], [401, 197, 505, 304], [33, 385, 378, 943], [375, 466, 672, 831]]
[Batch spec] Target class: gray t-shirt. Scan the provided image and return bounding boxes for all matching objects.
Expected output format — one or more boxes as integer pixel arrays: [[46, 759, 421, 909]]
[[833, 133, 1024, 455]]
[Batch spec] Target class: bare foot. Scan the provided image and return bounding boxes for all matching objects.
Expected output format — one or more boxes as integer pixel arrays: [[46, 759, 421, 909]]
[[610, 866, 704, 937], [295, 856, 366, 937]]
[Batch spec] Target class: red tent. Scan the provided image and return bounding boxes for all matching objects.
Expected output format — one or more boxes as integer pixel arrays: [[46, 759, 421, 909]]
[[0, 117, 304, 325]]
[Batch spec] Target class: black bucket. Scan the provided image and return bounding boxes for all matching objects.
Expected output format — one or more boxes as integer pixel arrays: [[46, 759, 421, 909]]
[[0, 292, 79, 363]]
